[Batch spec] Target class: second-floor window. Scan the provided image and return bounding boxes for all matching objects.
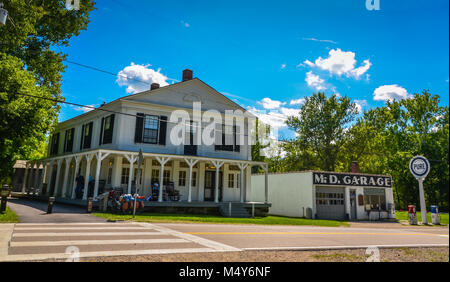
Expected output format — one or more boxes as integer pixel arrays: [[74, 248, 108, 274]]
[[143, 115, 159, 144], [50, 132, 60, 155], [215, 124, 240, 152], [134, 113, 167, 145], [80, 122, 93, 150], [64, 128, 75, 153], [99, 114, 115, 145]]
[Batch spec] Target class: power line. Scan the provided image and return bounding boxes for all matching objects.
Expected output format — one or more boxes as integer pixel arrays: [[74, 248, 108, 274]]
[[65, 60, 151, 86], [5, 90, 258, 137]]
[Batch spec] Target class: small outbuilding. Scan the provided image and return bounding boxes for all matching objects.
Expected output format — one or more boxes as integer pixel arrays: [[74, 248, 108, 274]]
[[251, 168, 395, 221]]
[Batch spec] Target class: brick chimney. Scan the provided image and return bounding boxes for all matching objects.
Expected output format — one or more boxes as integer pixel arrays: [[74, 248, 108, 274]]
[[182, 69, 193, 81], [351, 161, 360, 173], [150, 83, 160, 90]]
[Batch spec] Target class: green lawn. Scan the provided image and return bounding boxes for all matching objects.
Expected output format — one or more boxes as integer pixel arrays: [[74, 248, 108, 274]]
[[395, 211, 448, 225], [93, 212, 349, 227], [0, 207, 19, 223]]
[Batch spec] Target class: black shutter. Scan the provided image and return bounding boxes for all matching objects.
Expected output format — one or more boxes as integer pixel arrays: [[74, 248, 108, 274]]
[[134, 113, 144, 143], [64, 130, 68, 153], [67, 128, 74, 152], [223, 124, 233, 151], [234, 125, 240, 152], [49, 135, 54, 155], [80, 124, 85, 150], [84, 122, 93, 149], [99, 117, 105, 145], [158, 116, 167, 145], [215, 123, 222, 151], [54, 132, 60, 155], [108, 114, 115, 144]]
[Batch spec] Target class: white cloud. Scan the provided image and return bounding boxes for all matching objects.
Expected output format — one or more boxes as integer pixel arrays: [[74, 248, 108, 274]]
[[280, 107, 300, 117], [73, 104, 96, 113], [280, 63, 287, 69], [302, 37, 337, 44], [181, 20, 190, 28], [373, 85, 410, 102], [305, 71, 326, 91], [116, 63, 169, 94], [290, 98, 305, 105], [306, 49, 371, 79], [247, 107, 287, 131], [257, 97, 286, 110], [354, 99, 368, 113], [303, 60, 315, 67]]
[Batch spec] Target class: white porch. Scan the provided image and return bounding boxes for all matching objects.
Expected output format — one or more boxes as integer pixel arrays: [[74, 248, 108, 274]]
[[21, 149, 269, 204]]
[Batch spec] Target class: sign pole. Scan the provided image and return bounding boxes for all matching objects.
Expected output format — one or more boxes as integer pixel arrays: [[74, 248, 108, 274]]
[[409, 156, 430, 225], [133, 149, 144, 219], [418, 179, 428, 225]]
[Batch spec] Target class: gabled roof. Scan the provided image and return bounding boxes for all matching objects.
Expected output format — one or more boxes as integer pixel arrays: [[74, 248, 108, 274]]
[[59, 77, 253, 126]]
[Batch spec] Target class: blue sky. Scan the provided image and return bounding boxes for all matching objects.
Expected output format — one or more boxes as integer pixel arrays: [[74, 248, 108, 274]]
[[59, 0, 449, 139]]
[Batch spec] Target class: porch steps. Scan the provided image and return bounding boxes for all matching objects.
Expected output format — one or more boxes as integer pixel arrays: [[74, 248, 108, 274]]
[[219, 202, 251, 218]]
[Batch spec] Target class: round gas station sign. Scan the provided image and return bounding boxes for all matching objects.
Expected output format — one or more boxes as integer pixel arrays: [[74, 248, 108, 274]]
[[409, 156, 430, 180]]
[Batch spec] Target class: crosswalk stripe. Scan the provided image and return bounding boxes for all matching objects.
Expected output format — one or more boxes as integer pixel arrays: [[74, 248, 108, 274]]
[[15, 223, 126, 226], [137, 222, 241, 252], [1, 248, 218, 262], [10, 238, 189, 247], [15, 227, 148, 231], [13, 232, 164, 237]]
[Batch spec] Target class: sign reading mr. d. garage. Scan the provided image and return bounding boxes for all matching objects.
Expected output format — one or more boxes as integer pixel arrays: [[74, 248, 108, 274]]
[[313, 172, 392, 188]]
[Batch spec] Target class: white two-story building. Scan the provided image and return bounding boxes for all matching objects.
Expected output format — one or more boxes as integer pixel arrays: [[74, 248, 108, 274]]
[[21, 69, 269, 214]]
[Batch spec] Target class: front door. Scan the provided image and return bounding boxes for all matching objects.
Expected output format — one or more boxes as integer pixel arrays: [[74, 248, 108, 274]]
[[204, 171, 223, 201], [350, 190, 357, 220]]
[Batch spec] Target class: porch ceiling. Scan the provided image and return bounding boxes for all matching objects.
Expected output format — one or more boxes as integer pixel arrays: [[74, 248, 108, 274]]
[[38, 148, 267, 166]]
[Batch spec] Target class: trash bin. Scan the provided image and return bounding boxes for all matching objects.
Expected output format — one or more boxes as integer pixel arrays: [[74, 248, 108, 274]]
[[430, 205, 440, 225], [408, 205, 417, 225]]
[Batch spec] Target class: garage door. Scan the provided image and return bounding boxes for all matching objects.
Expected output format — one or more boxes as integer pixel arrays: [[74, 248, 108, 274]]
[[315, 187, 346, 220]]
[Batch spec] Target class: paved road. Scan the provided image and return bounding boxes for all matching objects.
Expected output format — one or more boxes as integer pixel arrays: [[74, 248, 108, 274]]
[[1, 200, 448, 261], [157, 223, 449, 251]]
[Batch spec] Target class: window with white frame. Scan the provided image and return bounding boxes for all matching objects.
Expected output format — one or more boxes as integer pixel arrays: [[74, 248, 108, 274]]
[[143, 115, 159, 144], [228, 173, 235, 188], [163, 170, 170, 185], [191, 171, 197, 187], [178, 170, 186, 186], [121, 167, 130, 185]]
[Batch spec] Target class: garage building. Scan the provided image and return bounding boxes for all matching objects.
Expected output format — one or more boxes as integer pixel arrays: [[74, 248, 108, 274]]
[[251, 168, 395, 221]]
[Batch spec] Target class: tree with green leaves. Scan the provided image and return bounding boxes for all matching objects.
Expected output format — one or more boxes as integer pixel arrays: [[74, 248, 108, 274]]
[[343, 91, 448, 210], [283, 92, 358, 172], [0, 0, 96, 183]]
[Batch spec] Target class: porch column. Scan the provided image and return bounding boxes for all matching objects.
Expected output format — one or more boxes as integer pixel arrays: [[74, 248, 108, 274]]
[[53, 159, 63, 197], [260, 164, 269, 204], [71, 156, 80, 199], [111, 155, 122, 188], [212, 160, 224, 203], [38, 161, 46, 195], [94, 151, 110, 198], [156, 156, 171, 202], [21, 162, 30, 193], [46, 161, 54, 196], [82, 154, 93, 200], [237, 163, 248, 203], [185, 158, 198, 202], [124, 154, 137, 194], [25, 162, 35, 193], [33, 162, 40, 193], [27, 162, 35, 193], [61, 157, 72, 198]]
